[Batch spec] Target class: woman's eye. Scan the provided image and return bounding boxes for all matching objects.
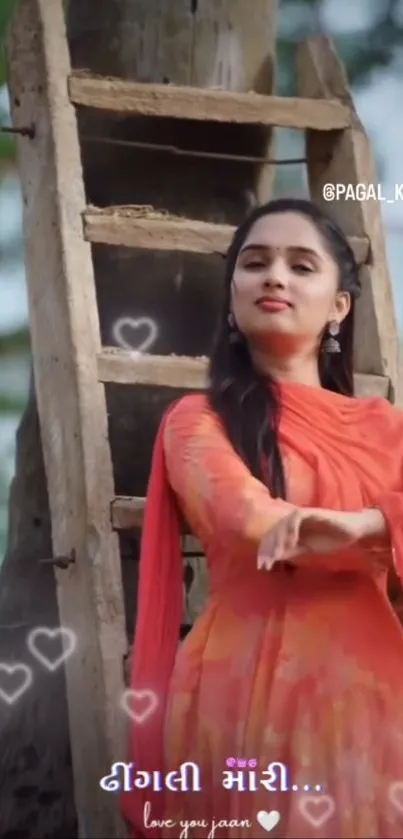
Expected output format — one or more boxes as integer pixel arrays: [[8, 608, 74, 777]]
[[245, 261, 265, 270], [292, 263, 313, 274]]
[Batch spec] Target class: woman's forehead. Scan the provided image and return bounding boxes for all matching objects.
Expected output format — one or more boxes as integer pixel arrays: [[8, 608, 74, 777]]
[[242, 212, 326, 252]]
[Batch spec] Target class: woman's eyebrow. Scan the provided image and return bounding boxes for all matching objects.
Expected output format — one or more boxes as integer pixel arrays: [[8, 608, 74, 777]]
[[239, 243, 319, 257]]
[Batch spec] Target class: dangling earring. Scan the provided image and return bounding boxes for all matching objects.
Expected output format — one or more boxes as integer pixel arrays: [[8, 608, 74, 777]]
[[323, 319, 341, 353], [228, 312, 242, 343]]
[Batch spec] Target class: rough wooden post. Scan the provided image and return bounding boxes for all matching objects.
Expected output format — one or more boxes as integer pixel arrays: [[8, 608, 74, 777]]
[[68, 0, 279, 629], [2, 0, 279, 834], [111, 0, 278, 205], [127, 0, 276, 612], [7, 1, 127, 836], [296, 35, 403, 406]]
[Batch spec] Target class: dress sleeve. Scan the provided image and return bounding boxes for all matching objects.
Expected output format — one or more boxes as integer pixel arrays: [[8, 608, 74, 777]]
[[376, 494, 403, 583], [163, 394, 296, 559], [373, 401, 403, 584]]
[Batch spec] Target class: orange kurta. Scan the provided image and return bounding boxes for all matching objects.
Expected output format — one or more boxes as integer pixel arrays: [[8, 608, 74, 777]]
[[160, 384, 403, 839], [123, 382, 403, 839]]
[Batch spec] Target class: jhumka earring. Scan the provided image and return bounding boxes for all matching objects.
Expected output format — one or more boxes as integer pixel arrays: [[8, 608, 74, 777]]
[[323, 319, 341, 353]]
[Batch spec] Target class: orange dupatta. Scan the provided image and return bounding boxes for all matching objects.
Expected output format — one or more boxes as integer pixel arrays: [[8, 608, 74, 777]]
[[120, 405, 183, 839]]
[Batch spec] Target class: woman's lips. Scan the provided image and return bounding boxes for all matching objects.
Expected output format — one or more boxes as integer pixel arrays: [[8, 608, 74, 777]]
[[256, 299, 290, 312]]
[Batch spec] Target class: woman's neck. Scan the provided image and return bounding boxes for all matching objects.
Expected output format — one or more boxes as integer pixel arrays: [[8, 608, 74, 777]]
[[250, 347, 322, 389]]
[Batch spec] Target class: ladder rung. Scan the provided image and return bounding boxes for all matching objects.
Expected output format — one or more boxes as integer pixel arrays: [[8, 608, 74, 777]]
[[112, 495, 145, 529], [98, 350, 207, 388], [84, 206, 370, 265], [83, 207, 234, 255], [69, 74, 351, 131], [98, 349, 390, 397], [354, 373, 390, 398], [112, 495, 200, 551]]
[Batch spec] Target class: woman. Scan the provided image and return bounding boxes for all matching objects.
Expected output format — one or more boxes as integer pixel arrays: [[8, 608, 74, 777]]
[[121, 198, 403, 839]]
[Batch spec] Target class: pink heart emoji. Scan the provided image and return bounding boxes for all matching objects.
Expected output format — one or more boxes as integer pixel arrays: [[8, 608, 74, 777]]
[[298, 795, 335, 828], [120, 689, 158, 724]]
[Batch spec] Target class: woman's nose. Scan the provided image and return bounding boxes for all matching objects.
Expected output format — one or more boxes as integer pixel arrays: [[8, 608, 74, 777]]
[[262, 265, 288, 289], [263, 275, 286, 288]]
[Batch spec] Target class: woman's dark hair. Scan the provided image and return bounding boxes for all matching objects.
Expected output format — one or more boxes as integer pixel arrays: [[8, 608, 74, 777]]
[[207, 197, 361, 499]]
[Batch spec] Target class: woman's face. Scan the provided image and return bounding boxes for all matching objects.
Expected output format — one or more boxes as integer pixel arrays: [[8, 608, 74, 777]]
[[230, 212, 351, 354]]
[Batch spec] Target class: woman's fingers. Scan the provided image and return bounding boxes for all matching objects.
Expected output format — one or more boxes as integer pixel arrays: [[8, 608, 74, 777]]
[[257, 531, 280, 569], [275, 512, 302, 563], [284, 510, 302, 551], [258, 511, 303, 570]]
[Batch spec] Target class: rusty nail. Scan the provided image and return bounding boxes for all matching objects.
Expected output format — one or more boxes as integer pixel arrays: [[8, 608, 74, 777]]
[[1, 124, 35, 139], [39, 549, 76, 569]]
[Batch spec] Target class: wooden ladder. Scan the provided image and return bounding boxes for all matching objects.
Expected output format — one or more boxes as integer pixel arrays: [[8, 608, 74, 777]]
[[7, 0, 402, 836]]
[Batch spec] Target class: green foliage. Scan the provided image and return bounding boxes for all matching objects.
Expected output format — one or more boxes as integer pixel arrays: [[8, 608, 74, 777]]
[[0, 0, 17, 163], [278, 0, 403, 93], [0, 132, 15, 162], [0, 393, 27, 413], [0, 0, 18, 84], [0, 326, 30, 355]]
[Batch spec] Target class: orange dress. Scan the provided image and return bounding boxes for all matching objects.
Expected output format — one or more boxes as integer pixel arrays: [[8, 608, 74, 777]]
[[124, 383, 403, 839]]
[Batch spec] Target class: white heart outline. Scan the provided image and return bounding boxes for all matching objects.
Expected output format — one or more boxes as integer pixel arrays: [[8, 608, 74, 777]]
[[0, 662, 33, 705], [112, 317, 158, 353], [120, 688, 158, 724], [256, 810, 281, 833], [298, 794, 335, 828], [27, 626, 77, 672], [389, 781, 403, 814]]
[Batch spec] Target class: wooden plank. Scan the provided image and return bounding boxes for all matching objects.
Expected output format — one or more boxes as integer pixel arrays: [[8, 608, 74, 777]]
[[117, 0, 278, 91], [83, 206, 235, 254], [296, 36, 403, 406], [191, 0, 277, 94], [118, 0, 195, 84], [68, 73, 351, 130], [112, 497, 206, 629], [354, 373, 390, 399], [348, 236, 370, 266], [189, 0, 278, 204], [98, 349, 208, 388], [112, 495, 146, 530], [111, 496, 199, 551], [98, 348, 389, 396], [6, 2, 126, 837], [83, 205, 370, 264]]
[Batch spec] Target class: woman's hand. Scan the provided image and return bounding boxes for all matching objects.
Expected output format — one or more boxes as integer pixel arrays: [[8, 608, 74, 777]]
[[257, 507, 389, 570]]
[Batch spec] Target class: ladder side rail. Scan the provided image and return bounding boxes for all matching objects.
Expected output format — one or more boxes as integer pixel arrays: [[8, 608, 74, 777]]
[[6, 1, 127, 835], [296, 35, 403, 406]]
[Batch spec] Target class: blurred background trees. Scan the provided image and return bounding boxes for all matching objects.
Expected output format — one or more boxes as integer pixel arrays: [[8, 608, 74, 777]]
[[1, 0, 403, 559]]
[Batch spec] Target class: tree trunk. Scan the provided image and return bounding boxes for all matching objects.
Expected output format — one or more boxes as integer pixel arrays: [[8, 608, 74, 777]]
[[0, 1, 278, 836], [0, 375, 77, 839]]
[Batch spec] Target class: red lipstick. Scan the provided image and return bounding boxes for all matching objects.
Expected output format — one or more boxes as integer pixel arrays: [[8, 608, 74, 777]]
[[256, 297, 290, 312]]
